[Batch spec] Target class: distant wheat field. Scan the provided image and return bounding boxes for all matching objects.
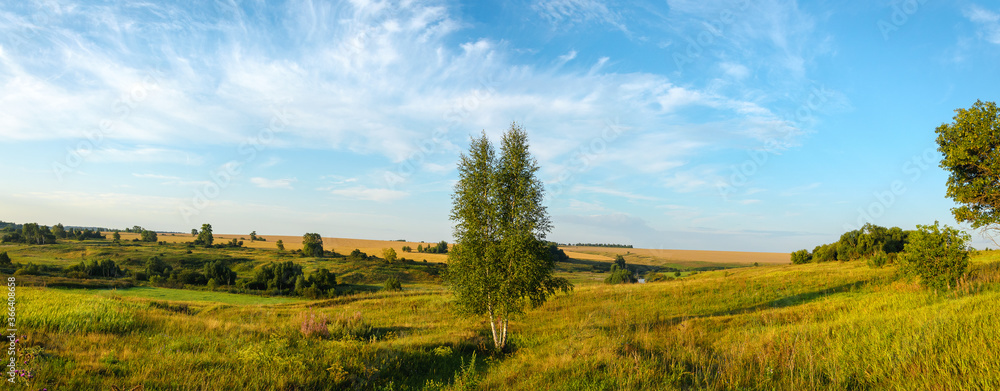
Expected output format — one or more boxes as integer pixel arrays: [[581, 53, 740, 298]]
[[115, 233, 789, 266], [563, 246, 790, 267], [116, 232, 451, 263]]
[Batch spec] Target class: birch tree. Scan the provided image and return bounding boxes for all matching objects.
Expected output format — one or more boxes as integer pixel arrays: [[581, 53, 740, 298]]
[[447, 123, 572, 351]]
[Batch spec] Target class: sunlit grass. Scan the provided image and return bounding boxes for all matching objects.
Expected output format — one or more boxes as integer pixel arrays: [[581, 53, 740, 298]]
[[13, 252, 1000, 390]]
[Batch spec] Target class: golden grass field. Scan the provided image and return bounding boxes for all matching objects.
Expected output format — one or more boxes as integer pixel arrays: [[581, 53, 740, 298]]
[[119, 232, 453, 263], [132, 233, 789, 267], [12, 245, 1000, 390], [562, 246, 790, 267]]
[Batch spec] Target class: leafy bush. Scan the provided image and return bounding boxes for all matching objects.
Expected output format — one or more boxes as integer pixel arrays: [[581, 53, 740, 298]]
[[204, 261, 237, 285], [248, 261, 303, 293], [791, 249, 812, 264], [383, 276, 402, 291], [812, 243, 838, 262], [67, 259, 124, 278], [179, 270, 208, 285], [348, 249, 369, 261], [382, 248, 397, 263], [145, 256, 172, 278], [605, 264, 636, 284], [140, 230, 158, 242], [417, 241, 448, 254], [302, 233, 324, 257], [644, 272, 675, 282], [901, 221, 971, 290], [867, 251, 888, 268]]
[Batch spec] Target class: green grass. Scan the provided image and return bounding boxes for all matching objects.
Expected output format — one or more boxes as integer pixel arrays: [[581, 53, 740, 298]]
[[91, 286, 305, 305], [9, 243, 1000, 390]]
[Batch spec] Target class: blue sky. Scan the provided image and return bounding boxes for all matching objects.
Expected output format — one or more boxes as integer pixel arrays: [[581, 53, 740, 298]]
[[1, 0, 998, 252]]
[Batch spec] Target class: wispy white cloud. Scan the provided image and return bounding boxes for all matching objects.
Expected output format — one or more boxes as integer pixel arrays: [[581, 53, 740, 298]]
[[90, 147, 203, 165], [572, 185, 659, 201], [258, 156, 282, 168], [250, 177, 298, 189], [330, 186, 409, 202], [661, 167, 720, 194], [720, 62, 751, 80], [964, 5, 1000, 44], [132, 173, 180, 180], [780, 182, 821, 197], [556, 50, 578, 66], [532, 0, 629, 33], [568, 199, 606, 211], [0, 0, 816, 184]]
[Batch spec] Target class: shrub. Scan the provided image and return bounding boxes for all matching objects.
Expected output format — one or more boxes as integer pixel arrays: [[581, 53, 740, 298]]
[[383, 276, 402, 291], [867, 251, 888, 268], [791, 249, 812, 264], [302, 233, 324, 257], [248, 261, 303, 293], [140, 230, 158, 243], [14, 263, 41, 276], [204, 261, 236, 286], [605, 264, 636, 284], [812, 243, 838, 262], [645, 272, 674, 282], [179, 270, 208, 285], [382, 248, 397, 263], [348, 249, 368, 261], [901, 221, 971, 290], [307, 268, 337, 292]]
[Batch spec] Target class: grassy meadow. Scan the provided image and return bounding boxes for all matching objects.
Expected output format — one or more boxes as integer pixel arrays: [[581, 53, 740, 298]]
[[5, 237, 1000, 390]]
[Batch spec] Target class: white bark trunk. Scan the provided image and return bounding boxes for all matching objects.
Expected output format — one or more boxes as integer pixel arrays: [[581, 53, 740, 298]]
[[488, 303, 500, 349]]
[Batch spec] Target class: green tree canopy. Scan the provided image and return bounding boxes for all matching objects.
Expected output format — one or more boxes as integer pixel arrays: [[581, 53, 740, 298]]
[[196, 224, 214, 246], [382, 248, 397, 263], [937, 100, 1000, 243], [902, 221, 971, 290], [52, 223, 66, 239], [302, 233, 324, 257], [140, 230, 158, 243], [204, 261, 237, 286], [446, 123, 572, 351], [791, 249, 812, 264]]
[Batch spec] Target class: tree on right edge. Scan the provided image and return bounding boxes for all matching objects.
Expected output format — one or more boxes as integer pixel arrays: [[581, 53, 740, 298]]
[[447, 123, 572, 351], [936, 100, 1000, 244]]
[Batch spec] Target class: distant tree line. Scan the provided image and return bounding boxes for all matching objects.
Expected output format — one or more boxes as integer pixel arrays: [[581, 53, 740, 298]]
[[793, 222, 971, 290], [2, 223, 61, 244], [793, 223, 911, 265], [401, 241, 449, 254], [571, 243, 633, 248]]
